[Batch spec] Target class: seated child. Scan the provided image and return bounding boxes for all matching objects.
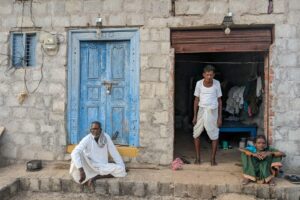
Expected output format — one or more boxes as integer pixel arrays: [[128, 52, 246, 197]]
[[239, 135, 285, 186]]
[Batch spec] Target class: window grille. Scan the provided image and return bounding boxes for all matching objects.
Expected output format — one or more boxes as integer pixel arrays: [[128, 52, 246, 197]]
[[11, 33, 36, 67]]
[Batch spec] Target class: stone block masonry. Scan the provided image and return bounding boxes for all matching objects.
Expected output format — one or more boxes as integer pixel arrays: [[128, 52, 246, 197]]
[[0, 177, 300, 200], [0, 0, 299, 173]]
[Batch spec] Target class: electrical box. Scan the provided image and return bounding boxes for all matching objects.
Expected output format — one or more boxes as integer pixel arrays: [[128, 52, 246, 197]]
[[43, 34, 58, 51]]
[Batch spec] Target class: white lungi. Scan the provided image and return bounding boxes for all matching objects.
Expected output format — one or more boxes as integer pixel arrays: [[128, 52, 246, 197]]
[[193, 107, 219, 140], [70, 133, 126, 184], [69, 152, 126, 184]]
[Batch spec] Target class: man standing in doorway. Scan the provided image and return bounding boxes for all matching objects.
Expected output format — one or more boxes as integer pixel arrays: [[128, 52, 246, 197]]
[[192, 65, 222, 166]]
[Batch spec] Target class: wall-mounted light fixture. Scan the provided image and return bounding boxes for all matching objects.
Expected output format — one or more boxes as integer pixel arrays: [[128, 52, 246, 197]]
[[96, 17, 102, 27], [222, 12, 233, 35], [96, 16, 102, 38]]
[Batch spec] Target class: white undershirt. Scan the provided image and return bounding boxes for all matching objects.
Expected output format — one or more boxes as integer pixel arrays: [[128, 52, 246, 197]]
[[194, 79, 222, 109]]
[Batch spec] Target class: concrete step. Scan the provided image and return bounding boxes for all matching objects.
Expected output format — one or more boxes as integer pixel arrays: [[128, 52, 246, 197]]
[[13, 177, 300, 200], [0, 178, 19, 200], [0, 163, 299, 200]]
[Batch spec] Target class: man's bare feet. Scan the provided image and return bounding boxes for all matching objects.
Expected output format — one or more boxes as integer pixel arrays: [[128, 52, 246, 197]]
[[194, 158, 201, 165], [242, 178, 250, 185], [268, 178, 276, 186], [86, 178, 95, 192], [211, 160, 217, 166]]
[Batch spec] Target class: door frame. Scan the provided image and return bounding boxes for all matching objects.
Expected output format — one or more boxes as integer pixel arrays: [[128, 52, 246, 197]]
[[67, 28, 140, 146], [171, 26, 274, 156]]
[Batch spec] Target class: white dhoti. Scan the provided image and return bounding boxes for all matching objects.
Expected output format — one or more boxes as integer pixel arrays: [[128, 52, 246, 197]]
[[69, 152, 126, 184], [193, 107, 219, 140]]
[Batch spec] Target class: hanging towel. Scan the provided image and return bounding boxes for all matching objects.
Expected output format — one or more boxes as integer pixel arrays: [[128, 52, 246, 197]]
[[256, 76, 262, 97]]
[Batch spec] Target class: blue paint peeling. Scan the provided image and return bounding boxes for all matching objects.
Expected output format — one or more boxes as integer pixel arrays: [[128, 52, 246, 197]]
[[67, 29, 140, 146]]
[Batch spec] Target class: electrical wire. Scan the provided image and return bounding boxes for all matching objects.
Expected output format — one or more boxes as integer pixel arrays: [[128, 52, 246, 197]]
[[20, 0, 25, 33], [1, 0, 65, 95], [29, 0, 36, 27], [28, 0, 64, 43], [0, 0, 25, 73], [24, 45, 44, 94]]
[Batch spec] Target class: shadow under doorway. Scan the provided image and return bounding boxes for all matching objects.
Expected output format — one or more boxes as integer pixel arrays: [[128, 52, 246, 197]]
[[174, 52, 265, 165]]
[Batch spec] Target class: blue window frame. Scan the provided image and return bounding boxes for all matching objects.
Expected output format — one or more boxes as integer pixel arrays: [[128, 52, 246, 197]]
[[11, 32, 36, 67]]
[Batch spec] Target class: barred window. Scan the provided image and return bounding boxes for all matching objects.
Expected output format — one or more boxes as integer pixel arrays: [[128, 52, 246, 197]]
[[11, 33, 36, 67]]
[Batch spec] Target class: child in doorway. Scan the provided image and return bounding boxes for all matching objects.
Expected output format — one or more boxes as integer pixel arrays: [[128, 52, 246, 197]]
[[239, 135, 285, 186]]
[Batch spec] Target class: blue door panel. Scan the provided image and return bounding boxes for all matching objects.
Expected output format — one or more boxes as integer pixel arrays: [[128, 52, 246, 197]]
[[105, 41, 130, 144], [79, 40, 131, 144], [111, 45, 125, 79], [68, 29, 140, 146], [79, 42, 106, 141]]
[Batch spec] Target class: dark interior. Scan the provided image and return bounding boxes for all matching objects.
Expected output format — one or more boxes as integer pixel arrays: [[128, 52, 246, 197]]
[[174, 52, 266, 164]]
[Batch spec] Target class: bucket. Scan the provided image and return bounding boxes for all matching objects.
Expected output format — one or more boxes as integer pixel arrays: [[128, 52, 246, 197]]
[[222, 141, 229, 150]]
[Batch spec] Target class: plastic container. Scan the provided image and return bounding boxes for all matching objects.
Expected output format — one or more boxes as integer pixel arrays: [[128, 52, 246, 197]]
[[222, 140, 229, 150], [239, 138, 246, 148]]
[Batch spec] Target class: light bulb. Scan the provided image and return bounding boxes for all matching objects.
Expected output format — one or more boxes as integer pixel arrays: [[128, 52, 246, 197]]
[[225, 27, 231, 35]]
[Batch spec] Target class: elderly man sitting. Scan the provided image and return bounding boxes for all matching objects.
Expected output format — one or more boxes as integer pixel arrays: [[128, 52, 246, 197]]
[[70, 121, 126, 186]]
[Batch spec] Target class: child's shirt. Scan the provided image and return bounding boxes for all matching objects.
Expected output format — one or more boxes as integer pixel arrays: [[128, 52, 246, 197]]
[[245, 145, 278, 154], [194, 79, 222, 109], [245, 145, 257, 153]]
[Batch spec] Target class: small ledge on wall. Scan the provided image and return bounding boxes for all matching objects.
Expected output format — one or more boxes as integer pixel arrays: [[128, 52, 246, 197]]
[[66, 144, 139, 158]]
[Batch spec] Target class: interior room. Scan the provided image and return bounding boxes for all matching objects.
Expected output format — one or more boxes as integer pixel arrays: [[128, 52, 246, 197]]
[[174, 52, 266, 164]]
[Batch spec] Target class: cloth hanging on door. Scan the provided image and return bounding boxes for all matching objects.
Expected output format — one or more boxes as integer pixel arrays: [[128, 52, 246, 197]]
[[244, 78, 260, 116], [225, 86, 245, 115], [256, 76, 262, 97]]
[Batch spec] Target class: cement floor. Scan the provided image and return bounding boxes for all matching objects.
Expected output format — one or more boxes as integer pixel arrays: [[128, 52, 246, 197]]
[[1, 130, 299, 199], [1, 160, 300, 200], [173, 128, 244, 164], [0, 160, 297, 189]]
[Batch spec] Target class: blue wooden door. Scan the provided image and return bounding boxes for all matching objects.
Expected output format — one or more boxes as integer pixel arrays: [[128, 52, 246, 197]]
[[79, 41, 106, 140], [105, 41, 130, 144], [68, 29, 140, 146], [79, 40, 133, 145]]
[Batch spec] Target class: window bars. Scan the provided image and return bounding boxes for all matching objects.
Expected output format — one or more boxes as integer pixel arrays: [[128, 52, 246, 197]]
[[12, 32, 36, 67]]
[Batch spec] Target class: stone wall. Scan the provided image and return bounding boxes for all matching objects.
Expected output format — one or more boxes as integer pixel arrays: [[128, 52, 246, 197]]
[[270, 0, 300, 173], [0, 0, 299, 172]]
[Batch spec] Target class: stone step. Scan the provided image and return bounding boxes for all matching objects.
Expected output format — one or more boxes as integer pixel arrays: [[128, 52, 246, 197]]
[[0, 163, 299, 200], [0, 179, 19, 200], [15, 177, 300, 200]]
